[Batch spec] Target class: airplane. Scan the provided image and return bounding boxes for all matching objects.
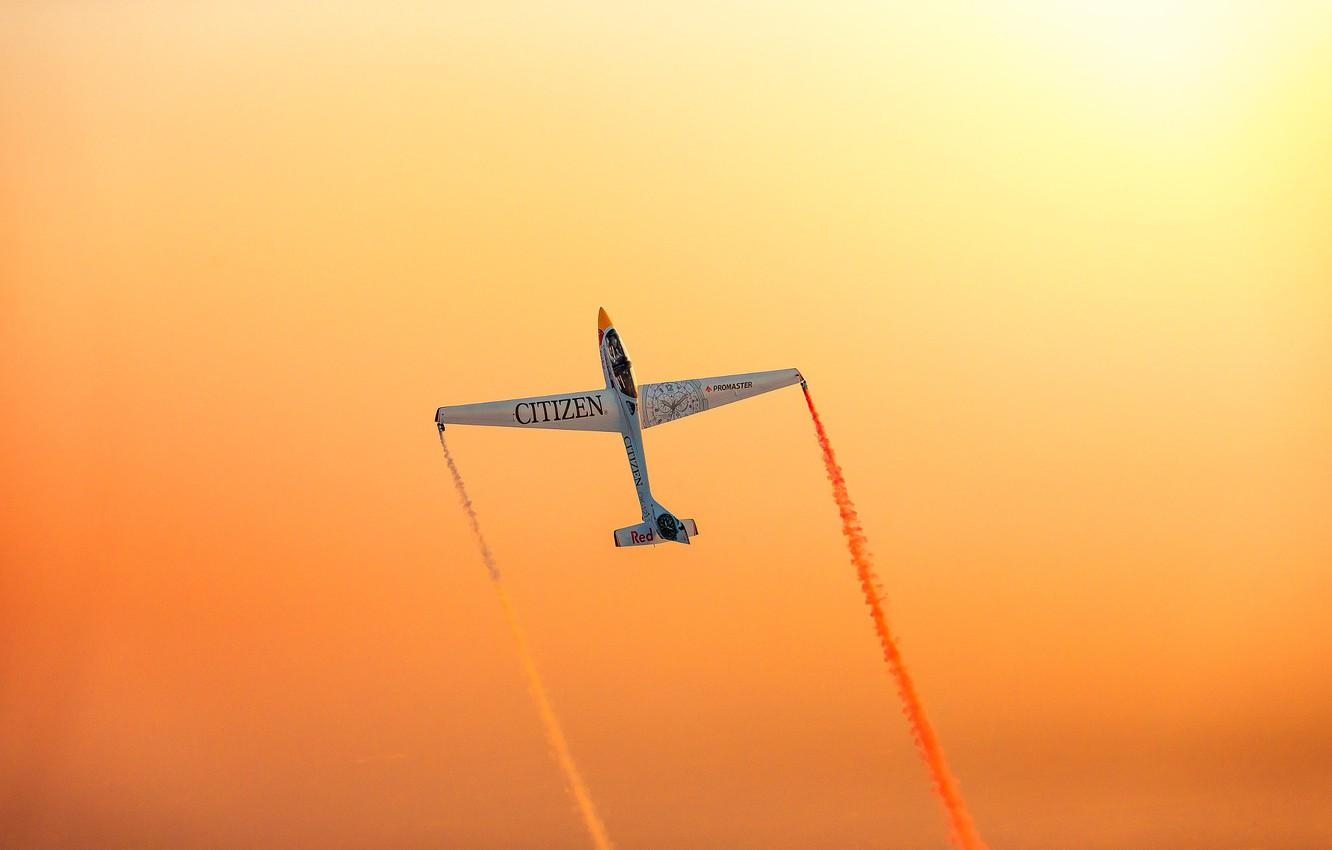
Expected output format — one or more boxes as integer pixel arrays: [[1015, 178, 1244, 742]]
[[435, 308, 805, 547]]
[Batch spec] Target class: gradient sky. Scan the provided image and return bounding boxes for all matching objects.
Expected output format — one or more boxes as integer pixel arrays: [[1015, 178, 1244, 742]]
[[3, 3, 1330, 849]]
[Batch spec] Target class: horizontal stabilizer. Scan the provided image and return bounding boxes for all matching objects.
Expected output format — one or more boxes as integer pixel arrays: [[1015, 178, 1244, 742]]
[[613, 517, 699, 547]]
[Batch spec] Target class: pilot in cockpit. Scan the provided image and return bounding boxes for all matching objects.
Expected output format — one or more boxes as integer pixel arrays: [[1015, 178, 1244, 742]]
[[604, 330, 637, 398], [605, 329, 625, 362]]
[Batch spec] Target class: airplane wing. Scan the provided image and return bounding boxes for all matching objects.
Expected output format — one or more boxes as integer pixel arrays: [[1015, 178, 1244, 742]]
[[638, 368, 804, 429], [436, 388, 624, 431]]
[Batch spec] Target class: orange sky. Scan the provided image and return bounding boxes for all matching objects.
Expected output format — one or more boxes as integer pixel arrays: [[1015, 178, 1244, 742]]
[[3, 4, 1330, 849]]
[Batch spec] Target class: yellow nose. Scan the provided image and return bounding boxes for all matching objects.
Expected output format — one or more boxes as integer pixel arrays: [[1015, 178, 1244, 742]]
[[598, 307, 613, 331]]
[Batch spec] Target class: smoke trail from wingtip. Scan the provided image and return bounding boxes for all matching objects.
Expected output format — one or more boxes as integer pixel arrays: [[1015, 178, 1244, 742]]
[[438, 431, 501, 581], [437, 431, 615, 850], [801, 387, 988, 850]]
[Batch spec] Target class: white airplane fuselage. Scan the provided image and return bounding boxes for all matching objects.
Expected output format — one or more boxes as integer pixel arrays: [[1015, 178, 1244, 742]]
[[597, 318, 692, 544], [600, 342, 650, 517]]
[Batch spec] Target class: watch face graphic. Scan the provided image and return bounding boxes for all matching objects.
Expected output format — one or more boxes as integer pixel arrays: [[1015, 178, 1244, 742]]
[[656, 512, 679, 540], [641, 380, 708, 427]]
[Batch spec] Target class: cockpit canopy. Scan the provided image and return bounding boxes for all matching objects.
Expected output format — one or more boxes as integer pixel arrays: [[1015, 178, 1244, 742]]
[[604, 329, 637, 398], [613, 357, 637, 398]]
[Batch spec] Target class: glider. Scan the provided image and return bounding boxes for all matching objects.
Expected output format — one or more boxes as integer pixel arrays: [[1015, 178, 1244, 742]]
[[435, 308, 805, 547]]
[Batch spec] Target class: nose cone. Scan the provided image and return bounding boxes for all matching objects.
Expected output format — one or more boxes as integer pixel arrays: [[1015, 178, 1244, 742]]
[[598, 307, 613, 331]]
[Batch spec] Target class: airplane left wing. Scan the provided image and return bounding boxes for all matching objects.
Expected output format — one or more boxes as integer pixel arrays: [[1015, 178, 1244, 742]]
[[638, 368, 804, 429], [437, 388, 624, 431]]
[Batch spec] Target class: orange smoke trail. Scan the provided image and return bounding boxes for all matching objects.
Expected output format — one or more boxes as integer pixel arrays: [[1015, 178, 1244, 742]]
[[801, 387, 987, 850], [437, 431, 615, 850]]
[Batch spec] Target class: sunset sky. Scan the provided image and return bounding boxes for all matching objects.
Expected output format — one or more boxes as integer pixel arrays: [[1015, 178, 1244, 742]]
[[3, 3, 1330, 849]]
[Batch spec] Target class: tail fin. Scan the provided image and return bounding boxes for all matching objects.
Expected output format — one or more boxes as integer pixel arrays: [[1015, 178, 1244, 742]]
[[613, 515, 699, 547]]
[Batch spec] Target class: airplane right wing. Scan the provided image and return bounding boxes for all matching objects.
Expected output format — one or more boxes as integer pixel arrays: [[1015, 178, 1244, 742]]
[[638, 368, 804, 429], [436, 388, 624, 431]]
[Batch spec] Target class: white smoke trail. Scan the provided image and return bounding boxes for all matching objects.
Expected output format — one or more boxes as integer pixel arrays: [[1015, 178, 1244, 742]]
[[437, 430, 615, 850]]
